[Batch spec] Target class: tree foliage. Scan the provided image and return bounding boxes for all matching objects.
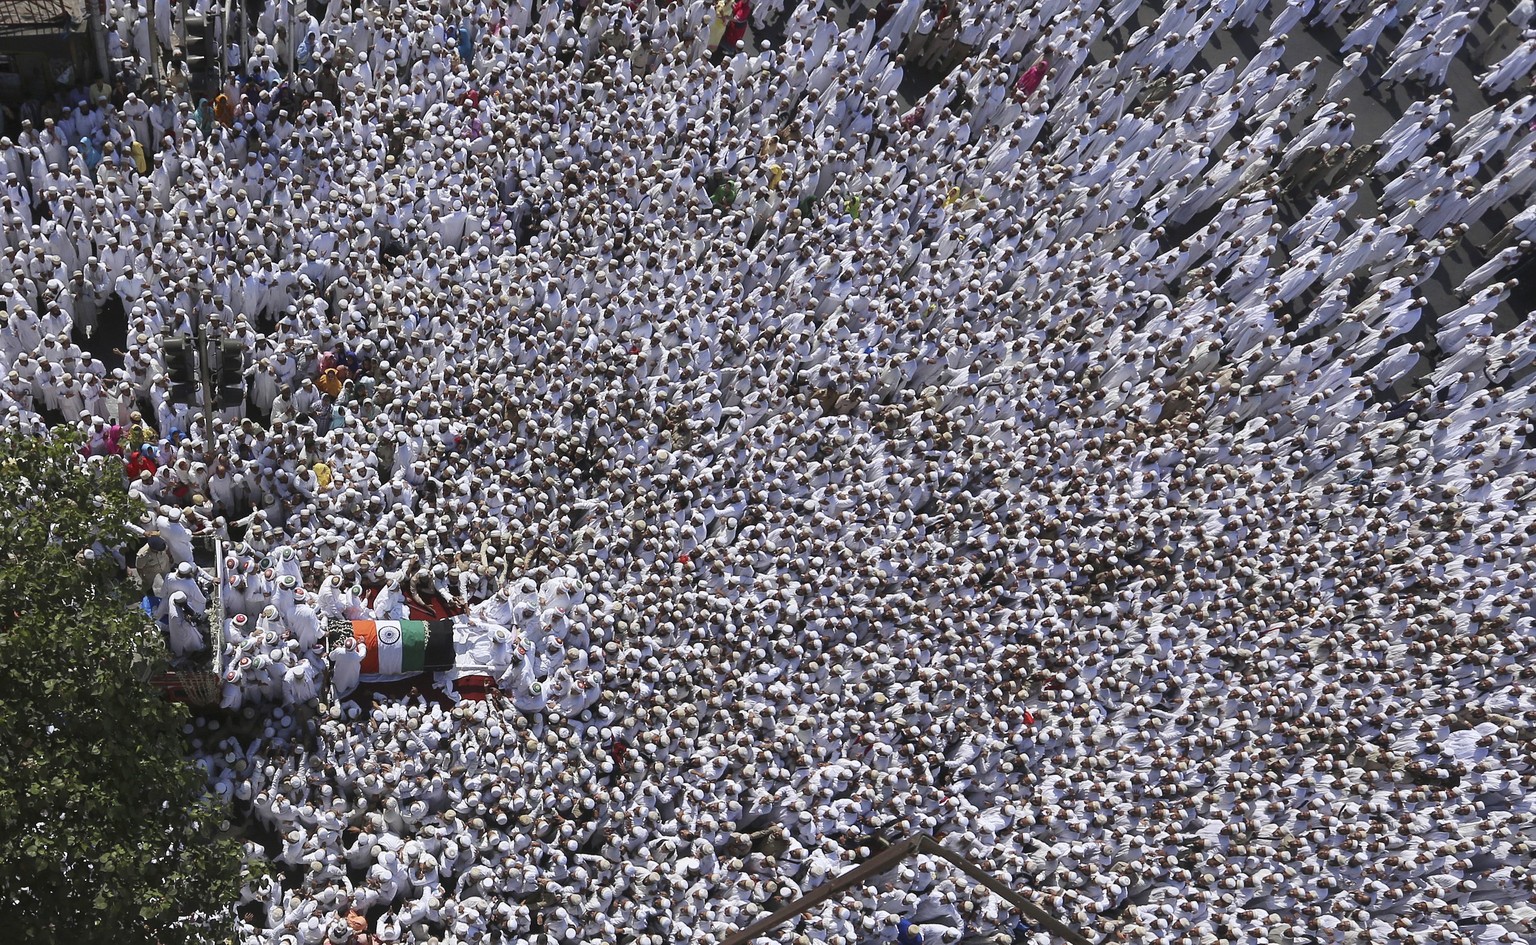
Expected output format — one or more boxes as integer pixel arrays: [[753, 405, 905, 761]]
[[0, 431, 241, 944]]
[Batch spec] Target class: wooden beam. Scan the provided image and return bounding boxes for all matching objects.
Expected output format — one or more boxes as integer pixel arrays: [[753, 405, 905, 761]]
[[721, 837, 922, 945], [720, 833, 1094, 945], [914, 836, 1094, 945]]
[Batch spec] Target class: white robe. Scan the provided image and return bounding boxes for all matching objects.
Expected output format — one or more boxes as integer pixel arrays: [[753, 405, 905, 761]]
[[165, 592, 204, 656], [331, 639, 365, 698]]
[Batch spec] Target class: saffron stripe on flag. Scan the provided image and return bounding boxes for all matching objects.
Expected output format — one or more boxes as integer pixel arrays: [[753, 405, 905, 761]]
[[354, 621, 380, 674]]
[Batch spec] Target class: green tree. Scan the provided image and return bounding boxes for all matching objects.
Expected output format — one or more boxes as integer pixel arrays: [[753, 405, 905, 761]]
[[0, 431, 241, 944]]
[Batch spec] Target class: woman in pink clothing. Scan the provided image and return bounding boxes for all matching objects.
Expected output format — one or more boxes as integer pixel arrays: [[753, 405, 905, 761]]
[[1016, 56, 1051, 97]]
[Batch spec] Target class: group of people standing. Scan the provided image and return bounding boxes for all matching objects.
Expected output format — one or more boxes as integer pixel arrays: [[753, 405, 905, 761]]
[[5, 0, 1536, 941]]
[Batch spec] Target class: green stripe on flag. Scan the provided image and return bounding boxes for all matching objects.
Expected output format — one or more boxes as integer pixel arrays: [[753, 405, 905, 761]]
[[401, 620, 428, 673]]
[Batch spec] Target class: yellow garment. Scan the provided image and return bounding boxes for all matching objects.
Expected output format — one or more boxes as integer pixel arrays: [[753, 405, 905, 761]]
[[768, 164, 785, 190], [131, 140, 149, 176], [125, 421, 155, 450], [313, 463, 333, 489], [316, 369, 343, 398], [708, 0, 731, 46]]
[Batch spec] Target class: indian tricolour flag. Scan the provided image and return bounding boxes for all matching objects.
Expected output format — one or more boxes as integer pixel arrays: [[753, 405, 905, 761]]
[[353, 620, 457, 675]]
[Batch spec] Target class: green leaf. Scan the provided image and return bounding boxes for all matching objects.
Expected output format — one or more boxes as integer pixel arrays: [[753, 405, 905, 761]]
[[0, 430, 241, 945]]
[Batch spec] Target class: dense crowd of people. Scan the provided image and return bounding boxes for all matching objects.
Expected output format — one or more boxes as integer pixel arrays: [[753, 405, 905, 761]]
[[5, 0, 1536, 940]]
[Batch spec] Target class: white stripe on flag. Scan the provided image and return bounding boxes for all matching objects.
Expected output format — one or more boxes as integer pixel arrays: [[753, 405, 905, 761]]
[[375, 621, 404, 675]]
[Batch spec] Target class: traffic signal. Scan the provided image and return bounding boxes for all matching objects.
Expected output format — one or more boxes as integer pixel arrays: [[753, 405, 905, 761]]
[[217, 338, 246, 409], [185, 14, 211, 77], [163, 336, 198, 403]]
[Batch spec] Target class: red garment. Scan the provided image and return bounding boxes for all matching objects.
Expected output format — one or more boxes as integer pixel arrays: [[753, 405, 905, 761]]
[[454, 674, 495, 701], [125, 449, 158, 480], [721, 0, 750, 51], [1016, 59, 1050, 96]]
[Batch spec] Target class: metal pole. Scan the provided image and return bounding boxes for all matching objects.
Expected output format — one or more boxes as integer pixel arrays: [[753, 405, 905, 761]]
[[193, 312, 216, 450], [212, 537, 226, 676], [282, 0, 293, 75], [147, 6, 163, 93], [221, 0, 233, 80], [239, 0, 248, 75], [210, 9, 221, 83], [89, 0, 112, 85]]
